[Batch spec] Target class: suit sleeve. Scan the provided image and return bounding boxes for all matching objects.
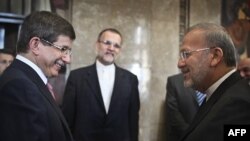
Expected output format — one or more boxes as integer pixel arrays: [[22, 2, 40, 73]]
[[62, 72, 77, 132], [166, 77, 190, 140], [0, 79, 49, 141], [129, 75, 140, 141]]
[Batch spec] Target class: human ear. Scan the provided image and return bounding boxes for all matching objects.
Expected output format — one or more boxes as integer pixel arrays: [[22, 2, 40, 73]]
[[29, 37, 40, 55], [210, 47, 223, 67]]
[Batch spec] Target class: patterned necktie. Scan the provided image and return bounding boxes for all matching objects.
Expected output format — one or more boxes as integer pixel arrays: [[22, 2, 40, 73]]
[[196, 91, 206, 106], [47, 82, 56, 100]]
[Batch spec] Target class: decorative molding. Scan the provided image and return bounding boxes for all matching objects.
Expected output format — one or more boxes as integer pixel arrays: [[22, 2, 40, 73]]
[[179, 0, 190, 45]]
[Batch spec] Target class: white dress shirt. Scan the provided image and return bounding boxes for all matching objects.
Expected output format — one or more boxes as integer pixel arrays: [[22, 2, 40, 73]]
[[96, 60, 115, 113], [16, 55, 48, 84], [205, 69, 236, 101]]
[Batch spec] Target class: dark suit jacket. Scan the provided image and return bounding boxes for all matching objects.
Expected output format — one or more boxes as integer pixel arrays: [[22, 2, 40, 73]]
[[0, 59, 73, 141], [180, 72, 250, 141], [166, 73, 199, 141], [62, 63, 140, 141]]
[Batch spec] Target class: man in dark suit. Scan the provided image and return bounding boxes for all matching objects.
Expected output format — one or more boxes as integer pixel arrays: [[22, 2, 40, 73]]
[[0, 11, 76, 141], [166, 73, 201, 141], [178, 23, 250, 141], [62, 28, 140, 141]]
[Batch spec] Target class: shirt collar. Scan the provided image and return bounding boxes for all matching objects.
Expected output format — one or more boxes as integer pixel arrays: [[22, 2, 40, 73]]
[[16, 55, 48, 84], [96, 60, 115, 71], [205, 69, 236, 101]]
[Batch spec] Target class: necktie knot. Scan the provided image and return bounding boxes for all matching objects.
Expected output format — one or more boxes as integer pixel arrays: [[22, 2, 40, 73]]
[[196, 91, 206, 106]]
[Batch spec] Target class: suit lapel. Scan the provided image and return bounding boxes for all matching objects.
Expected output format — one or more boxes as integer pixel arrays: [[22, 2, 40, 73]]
[[190, 89, 200, 107], [13, 59, 73, 140], [14, 60, 57, 104], [107, 66, 124, 115], [86, 64, 106, 113], [180, 72, 242, 140]]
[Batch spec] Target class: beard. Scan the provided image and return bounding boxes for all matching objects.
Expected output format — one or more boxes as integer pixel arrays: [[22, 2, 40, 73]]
[[184, 56, 210, 90]]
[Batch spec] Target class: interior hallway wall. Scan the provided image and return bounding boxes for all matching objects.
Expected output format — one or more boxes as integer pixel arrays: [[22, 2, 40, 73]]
[[69, 0, 221, 140]]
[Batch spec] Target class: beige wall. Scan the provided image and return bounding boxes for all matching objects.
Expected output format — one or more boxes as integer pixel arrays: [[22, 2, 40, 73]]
[[70, 0, 221, 140], [190, 0, 221, 26]]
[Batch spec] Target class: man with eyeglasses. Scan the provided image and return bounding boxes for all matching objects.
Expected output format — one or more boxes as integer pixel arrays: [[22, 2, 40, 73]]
[[178, 23, 250, 141], [0, 48, 15, 76], [0, 11, 75, 141], [62, 28, 140, 141]]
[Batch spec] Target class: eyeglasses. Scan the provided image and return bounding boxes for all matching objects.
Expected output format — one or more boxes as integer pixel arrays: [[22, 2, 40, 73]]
[[180, 47, 213, 60], [98, 40, 121, 49], [40, 38, 72, 56]]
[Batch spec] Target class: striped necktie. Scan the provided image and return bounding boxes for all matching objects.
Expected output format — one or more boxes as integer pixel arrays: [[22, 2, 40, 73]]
[[196, 91, 206, 106]]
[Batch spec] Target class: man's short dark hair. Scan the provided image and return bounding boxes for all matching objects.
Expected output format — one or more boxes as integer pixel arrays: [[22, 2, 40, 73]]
[[97, 28, 123, 44], [17, 11, 76, 53]]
